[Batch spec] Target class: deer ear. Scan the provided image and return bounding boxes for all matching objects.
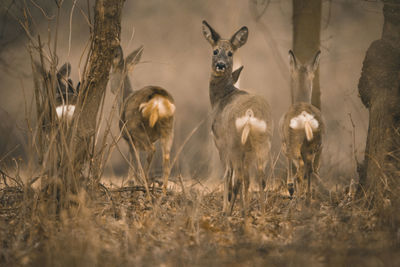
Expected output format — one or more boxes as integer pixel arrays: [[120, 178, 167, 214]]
[[57, 62, 71, 79], [311, 50, 321, 72], [230, 26, 248, 50], [125, 45, 144, 72], [75, 81, 81, 94], [232, 65, 244, 84], [288, 50, 298, 72], [202, 20, 220, 46], [112, 45, 124, 67]]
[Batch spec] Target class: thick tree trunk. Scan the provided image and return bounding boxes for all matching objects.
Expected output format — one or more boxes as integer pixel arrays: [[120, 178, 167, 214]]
[[292, 0, 322, 108], [358, 0, 400, 203], [69, 0, 124, 175]]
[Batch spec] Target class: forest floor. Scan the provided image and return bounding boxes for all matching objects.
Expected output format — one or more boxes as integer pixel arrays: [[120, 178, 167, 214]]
[[1, 173, 399, 266]]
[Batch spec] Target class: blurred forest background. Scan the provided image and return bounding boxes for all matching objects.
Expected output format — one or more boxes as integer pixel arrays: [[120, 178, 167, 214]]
[[0, 0, 382, 183]]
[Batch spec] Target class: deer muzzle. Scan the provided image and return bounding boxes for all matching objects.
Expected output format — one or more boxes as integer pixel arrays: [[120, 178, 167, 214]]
[[215, 62, 226, 72]]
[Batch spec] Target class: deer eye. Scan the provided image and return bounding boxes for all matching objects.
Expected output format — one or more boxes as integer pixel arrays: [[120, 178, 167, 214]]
[[227, 51, 233, 57], [213, 49, 218, 55]]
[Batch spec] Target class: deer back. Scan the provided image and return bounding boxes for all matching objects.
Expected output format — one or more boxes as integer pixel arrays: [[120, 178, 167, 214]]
[[279, 102, 324, 159], [213, 93, 273, 164], [120, 86, 175, 149]]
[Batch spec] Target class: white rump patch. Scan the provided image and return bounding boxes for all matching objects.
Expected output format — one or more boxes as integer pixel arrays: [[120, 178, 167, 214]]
[[56, 105, 75, 120], [155, 96, 176, 117], [139, 96, 175, 118], [289, 111, 319, 130], [139, 95, 175, 127], [235, 109, 267, 132], [235, 109, 266, 144]]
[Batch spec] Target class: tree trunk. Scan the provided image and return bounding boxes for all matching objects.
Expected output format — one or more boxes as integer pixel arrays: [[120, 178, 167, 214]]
[[68, 0, 124, 177], [292, 0, 322, 108], [358, 0, 400, 203]]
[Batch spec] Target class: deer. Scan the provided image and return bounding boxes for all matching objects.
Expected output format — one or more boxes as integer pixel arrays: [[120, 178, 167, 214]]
[[109, 45, 175, 193], [34, 62, 79, 123], [279, 50, 324, 201], [54, 63, 80, 122], [202, 20, 273, 216]]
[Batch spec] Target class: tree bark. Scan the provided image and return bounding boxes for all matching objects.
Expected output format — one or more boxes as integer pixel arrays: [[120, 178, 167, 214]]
[[70, 0, 124, 175], [358, 0, 400, 202], [292, 0, 322, 108]]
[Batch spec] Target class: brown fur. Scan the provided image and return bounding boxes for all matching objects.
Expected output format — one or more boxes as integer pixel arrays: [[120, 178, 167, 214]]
[[202, 21, 273, 216], [280, 50, 324, 199], [139, 94, 175, 128], [280, 103, 324, 165], [110, 45, 175, 192], [304, 121, 313, 141], [120, 86, 175, 151]]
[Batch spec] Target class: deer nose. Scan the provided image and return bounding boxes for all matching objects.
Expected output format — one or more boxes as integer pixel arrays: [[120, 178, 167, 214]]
[[216, 62, 226, 71]]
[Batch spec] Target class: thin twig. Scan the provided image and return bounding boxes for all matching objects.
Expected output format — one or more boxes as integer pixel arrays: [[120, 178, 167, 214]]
[[111, 185, 162, 193], [178, 174, 187, 198], [78, 5, 93, 30], [29, 0, 55, 20], [99, 183, 119, 218], [67, 0, 78, 59]]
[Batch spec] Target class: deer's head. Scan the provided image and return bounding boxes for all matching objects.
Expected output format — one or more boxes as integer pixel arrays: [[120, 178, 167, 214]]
[[202, 20, 248, 78], [289, 50, 321, 103], [110, 45, 143, 94]]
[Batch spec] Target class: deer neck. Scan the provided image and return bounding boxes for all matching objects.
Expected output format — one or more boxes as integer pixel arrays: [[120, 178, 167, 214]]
[[292, 76, 312, 104], [110, 69, 134, 111], [116, 75, 134, 114], [209, 72, 236, 108], [122, 75, 133, 100]]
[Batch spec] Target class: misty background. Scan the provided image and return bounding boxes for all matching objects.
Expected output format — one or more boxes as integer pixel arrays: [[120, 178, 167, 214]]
[[0, 0, 383, 185]]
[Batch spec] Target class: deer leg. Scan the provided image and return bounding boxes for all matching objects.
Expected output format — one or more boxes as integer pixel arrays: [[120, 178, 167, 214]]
[[228, 167, 234, 202], [129, 144, 151, 200], [305, 160, 312, 205], [223, 167, 229, 214], [161, 133, 173, 194], [229, 166, 242, 216], [297, 159, 305, 194], [128, 145, 140, 185], [223, 166, 233, 214], [287, 158, 295, 197], [144, 145, 155, 182], [300, 148, 313, 203], [257, 159, 267, 213], [313, 150, 321, 174], [241, 164, 250, 217]]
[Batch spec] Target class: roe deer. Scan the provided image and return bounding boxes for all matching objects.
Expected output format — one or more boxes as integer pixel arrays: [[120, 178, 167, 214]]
[[202, 20, 273, 216], [110, 45, 175, 193], [54, 63, 80, 121], [34, 62, 79, 122], [279, 50, 324, 200]]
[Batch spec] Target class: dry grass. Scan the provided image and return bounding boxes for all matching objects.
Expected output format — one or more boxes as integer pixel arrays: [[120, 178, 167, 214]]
[[1, 69, 399, 265], [1, 3, 398, 266], [1, 164, 399, 266]]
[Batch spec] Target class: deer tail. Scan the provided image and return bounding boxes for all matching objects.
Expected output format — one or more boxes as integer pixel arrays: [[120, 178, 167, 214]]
[[304, 120, 313, 141], [149, 109, 159, 128], [235, 109, 267, 145], [241, 123, 251, 145], [139, 95, 175, 128]]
